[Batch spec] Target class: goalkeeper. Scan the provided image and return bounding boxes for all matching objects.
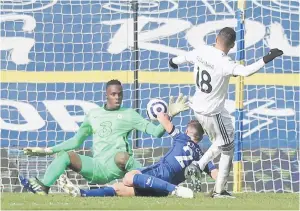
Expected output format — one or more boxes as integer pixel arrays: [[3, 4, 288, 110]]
[[58, 113, 218, 198], [20, 79, 189, 195]]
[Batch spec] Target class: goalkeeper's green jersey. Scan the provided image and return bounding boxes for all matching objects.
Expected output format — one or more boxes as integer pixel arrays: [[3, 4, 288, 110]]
[[51, 106, 165, 160]]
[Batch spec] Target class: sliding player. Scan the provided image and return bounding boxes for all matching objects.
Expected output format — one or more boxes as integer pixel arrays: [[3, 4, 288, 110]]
[[169, 27, 283, 198], [20, 79, 189, 195], [58, 112, 218, 198]]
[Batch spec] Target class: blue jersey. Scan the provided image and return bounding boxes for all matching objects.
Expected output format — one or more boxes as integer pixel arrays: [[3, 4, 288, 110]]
[[161, 132, 201, 173], [140, 128, 216, 186]]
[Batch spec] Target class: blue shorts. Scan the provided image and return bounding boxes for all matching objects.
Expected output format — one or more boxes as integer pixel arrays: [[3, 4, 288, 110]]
[[134, 163, 172, 197]]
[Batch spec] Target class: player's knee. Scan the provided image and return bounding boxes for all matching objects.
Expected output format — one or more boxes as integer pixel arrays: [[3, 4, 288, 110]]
[[67, 151, 82, 172], [221, 142, 234, 155], [122, 173, 133, 186], [112, 183, 135, 197], [122, 170, 141, 186], [67, 151, 78, 161], [114, 152, 130, 171], [111, 183, 122, 196]]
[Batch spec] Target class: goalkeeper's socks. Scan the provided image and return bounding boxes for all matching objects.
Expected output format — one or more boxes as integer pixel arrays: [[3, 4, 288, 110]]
[[133, 174, 176, 193], [80, 187, 116, 197]]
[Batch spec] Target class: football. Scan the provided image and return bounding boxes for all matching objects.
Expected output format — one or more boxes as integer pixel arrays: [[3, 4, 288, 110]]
[[146, 98, 168, 120]]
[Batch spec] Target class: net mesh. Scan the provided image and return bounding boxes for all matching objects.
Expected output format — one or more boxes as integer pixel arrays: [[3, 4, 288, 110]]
[[1, 0, 299, 193]]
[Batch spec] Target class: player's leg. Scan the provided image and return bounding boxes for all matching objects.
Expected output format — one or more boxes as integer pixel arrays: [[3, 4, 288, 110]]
[[69, 155, 139, 197], [92, 151, 142, 184], [112, 183, 135, 197], [42, 152, 95, 185], [197, 142, 221, 170], [122, 168, 194, 198], [211, 110, 235, 198], [193, 112, 222, 170], [213, 142, 234, 197], [59, 174, 135, 197], [20, 150, 73, 194], [114, 151, 142, 172], [20, 151, 94, 195], [194, 109, 235, 198]]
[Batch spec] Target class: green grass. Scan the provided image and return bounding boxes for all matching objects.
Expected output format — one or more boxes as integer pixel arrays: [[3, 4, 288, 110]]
[[1, 193, 299, 210]]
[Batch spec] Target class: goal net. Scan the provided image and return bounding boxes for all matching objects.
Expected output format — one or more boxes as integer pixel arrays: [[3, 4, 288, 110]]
[[1, 0, 299, 193]]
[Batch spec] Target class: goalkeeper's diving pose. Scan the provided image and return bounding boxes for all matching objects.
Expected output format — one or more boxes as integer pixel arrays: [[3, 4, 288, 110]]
[[58, 112, 218, 198], [20, 79, 189, 195]]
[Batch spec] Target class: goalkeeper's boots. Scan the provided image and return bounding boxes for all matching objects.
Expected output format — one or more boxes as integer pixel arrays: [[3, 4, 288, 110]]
[[184, 163, 202, 192], [57, 175, 81, 197], [211, 190, 236, 199], [171, 186, 194, 198], [19, 176, 49, 195]]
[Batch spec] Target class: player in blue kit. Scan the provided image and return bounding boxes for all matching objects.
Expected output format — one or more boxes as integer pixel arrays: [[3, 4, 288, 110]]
[[59, 112, 218, 198]]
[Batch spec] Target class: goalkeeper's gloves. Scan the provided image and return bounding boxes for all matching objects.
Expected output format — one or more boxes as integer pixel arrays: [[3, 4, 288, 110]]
[[168, 93, 189, 117], [169, 58, 178, 69], [23, 147, 54, 156], [263, 48, 283, 63]]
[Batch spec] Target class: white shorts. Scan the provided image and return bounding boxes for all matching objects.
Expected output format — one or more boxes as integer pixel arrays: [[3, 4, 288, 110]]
[[194, 109, 234, 146]]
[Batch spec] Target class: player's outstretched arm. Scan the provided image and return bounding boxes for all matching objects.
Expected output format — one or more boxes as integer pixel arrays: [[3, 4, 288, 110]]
[[130, 109, 165, 138], [229, 48, 283, 77], [156, 113, 174, 134], [130, 94, 188, 138], [24, 115, 92, 156], [169, 49, 198, 69], [50, 116, 92, 153]]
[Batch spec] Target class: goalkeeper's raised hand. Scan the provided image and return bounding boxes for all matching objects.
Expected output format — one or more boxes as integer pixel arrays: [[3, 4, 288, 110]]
[[168, 93, 189, 117], [23, 147, 53, 156]]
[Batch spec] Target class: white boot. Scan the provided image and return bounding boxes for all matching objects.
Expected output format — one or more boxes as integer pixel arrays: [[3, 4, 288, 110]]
[[172, 186, 194, 198], [57, 175, 81, 197]]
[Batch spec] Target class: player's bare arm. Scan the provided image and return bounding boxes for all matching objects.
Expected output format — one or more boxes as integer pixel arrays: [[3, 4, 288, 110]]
[[133, 94, 189, 138], [156, 112, 174, 133]]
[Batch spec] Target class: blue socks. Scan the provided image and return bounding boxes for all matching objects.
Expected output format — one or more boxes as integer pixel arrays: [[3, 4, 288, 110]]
[[80, 186, 116, 197], [79, 174, 177, 197], [133, 174, 176, 193]]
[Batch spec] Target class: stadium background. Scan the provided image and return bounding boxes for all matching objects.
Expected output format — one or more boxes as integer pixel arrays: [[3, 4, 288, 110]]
[[1, 0, 299, 193]]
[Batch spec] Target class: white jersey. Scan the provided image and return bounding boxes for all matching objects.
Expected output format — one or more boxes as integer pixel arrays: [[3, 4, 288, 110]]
[[180, 45, 238, 116]]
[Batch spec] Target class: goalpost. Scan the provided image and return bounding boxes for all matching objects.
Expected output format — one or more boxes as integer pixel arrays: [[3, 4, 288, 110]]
[[1, 0, 299, 193], [233, 0, 246, 193]]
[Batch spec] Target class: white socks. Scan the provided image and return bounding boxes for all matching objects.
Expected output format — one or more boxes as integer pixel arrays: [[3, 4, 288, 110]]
[[197, 142, 234, 194], [197, 143, 221, 171], [215, 144, 234, 193]]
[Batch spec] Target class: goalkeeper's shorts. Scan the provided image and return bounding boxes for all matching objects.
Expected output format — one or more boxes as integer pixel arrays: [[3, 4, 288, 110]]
[[78, 154, 142, 184]]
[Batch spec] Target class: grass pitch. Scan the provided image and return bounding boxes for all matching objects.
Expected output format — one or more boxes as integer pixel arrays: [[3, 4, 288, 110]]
[[1, 192, 299, 210]]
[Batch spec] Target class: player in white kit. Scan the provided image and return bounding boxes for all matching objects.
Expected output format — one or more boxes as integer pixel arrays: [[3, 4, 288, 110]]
[[169, 27, 283, 198]]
